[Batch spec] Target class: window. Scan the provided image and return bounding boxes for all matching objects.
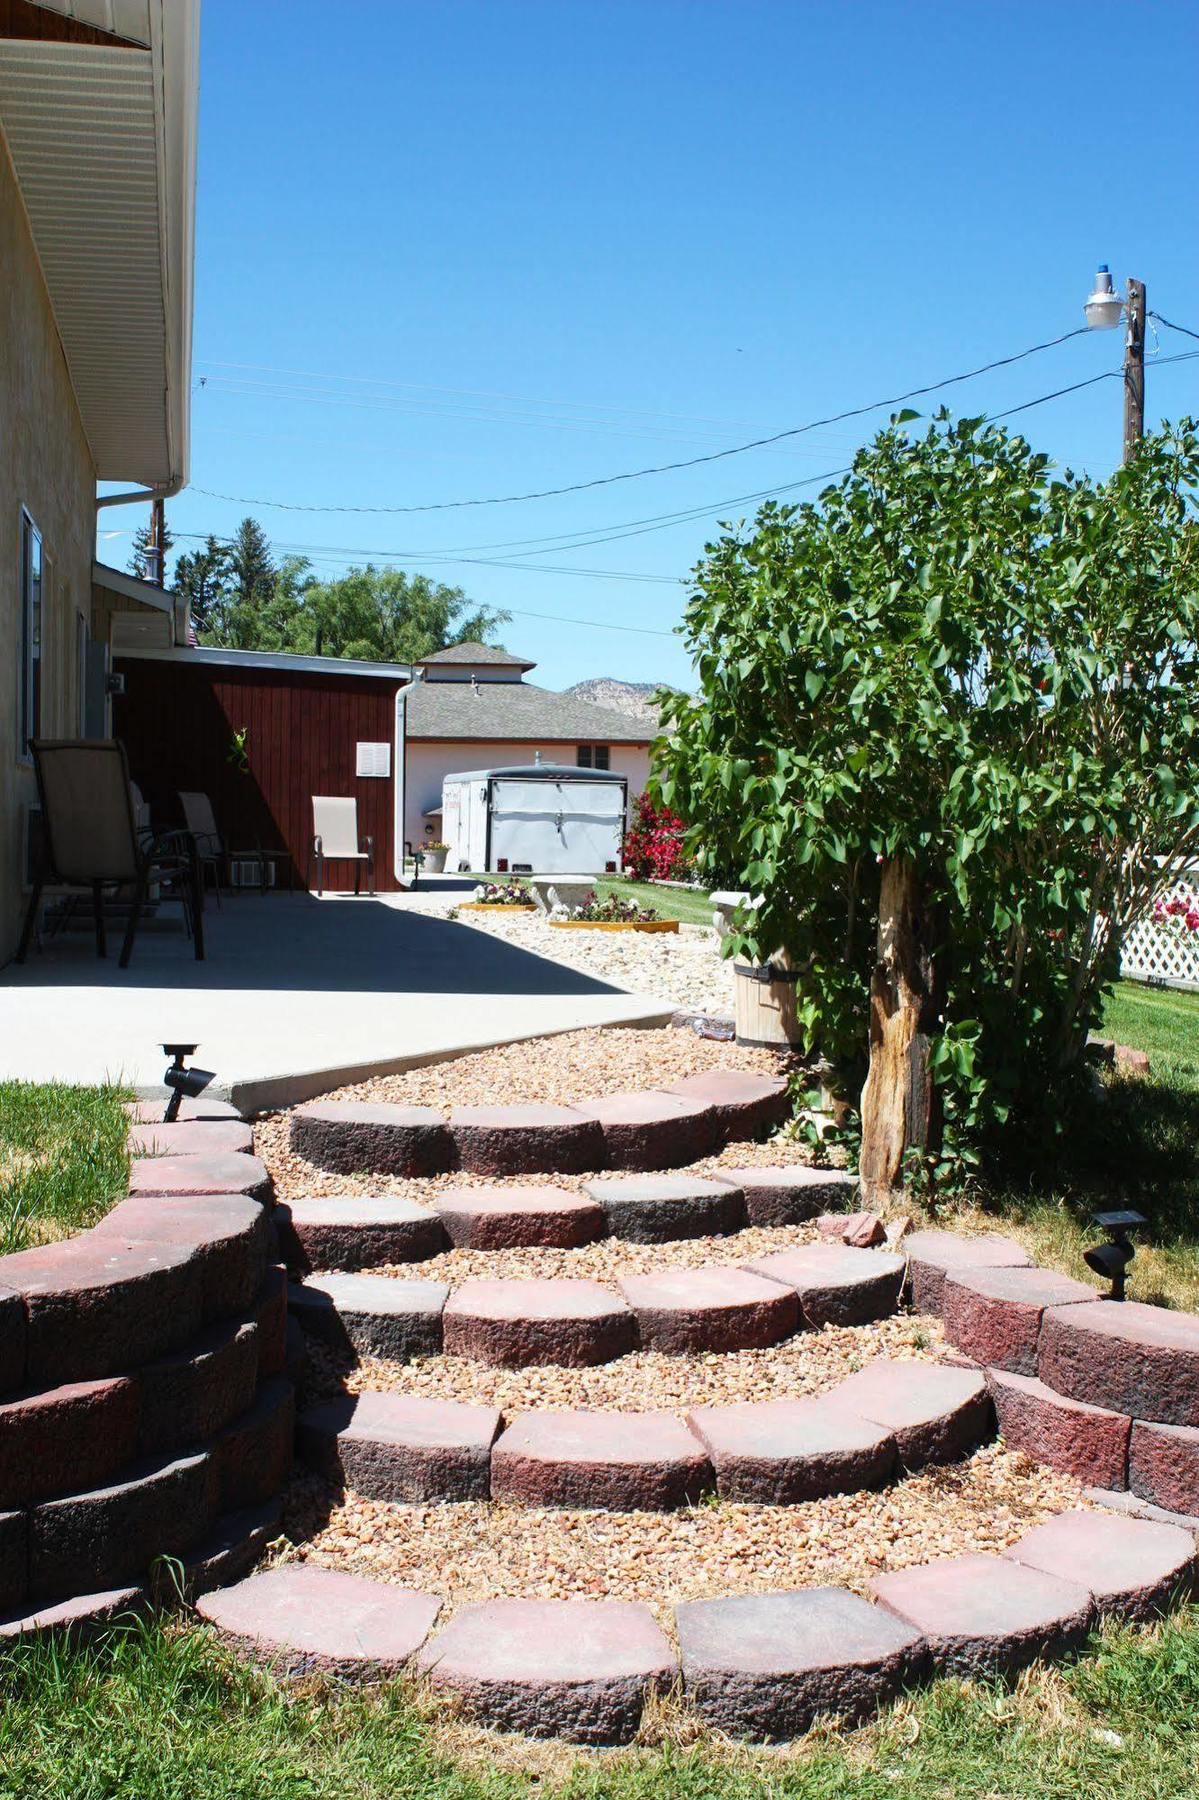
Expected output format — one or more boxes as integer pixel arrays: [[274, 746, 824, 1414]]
[[576, 745, 591, 768], [19, 510, 43, 759], [576, 744, 610, 770], [594, 744, 610, 770]]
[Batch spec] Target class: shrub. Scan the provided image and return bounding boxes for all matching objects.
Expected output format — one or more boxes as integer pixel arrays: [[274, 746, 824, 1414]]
[[622, 791, 690, 881]]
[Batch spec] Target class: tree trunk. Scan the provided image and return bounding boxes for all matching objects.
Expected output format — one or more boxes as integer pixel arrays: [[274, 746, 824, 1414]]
[[859, 856, 944, 1203]]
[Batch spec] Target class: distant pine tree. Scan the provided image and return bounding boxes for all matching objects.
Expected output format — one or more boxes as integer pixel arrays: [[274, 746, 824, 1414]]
[[128, 512, 174, 582], [173, 536, 233, 637], [229, 516, 276, 609]]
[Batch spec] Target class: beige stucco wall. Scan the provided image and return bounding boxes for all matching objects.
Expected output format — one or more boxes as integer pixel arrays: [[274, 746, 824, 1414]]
[[0, 132, 97, 961], [403, 739, 652, 850]]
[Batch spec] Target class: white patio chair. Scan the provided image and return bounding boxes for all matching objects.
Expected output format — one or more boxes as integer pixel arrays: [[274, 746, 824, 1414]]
[[311, 796, 374, 896], [179, 790, 226, 905]]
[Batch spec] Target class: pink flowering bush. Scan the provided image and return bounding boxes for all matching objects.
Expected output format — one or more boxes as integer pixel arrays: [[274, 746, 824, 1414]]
[[1153, 894, 1199, 933], [622, 792, 691, 882]]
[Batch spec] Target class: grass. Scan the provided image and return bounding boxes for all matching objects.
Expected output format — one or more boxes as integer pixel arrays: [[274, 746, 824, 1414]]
[[0, 1080, 130, 1256], [594, 877, 714, 926], [2, 1603, 1199, 1799]]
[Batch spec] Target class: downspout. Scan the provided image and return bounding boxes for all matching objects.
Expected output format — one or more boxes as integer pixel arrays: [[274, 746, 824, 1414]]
[[393, 670, 424, 888]]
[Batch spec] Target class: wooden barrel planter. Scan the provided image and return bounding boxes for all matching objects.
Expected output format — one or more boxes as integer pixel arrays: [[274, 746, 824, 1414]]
[[733, 956, 803, 1048]]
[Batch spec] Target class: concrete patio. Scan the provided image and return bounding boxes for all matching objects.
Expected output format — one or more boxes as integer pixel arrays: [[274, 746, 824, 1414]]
[[0, 893, 672, 1110]]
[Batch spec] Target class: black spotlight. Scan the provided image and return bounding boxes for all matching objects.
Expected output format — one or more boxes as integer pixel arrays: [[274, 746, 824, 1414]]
[[1083, 1209, 1147, 1302], [161, 1043, 216, 1123]]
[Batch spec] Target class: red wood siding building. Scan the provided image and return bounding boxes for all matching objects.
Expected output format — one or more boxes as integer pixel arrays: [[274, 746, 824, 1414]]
[[114, 651, 407, 891]]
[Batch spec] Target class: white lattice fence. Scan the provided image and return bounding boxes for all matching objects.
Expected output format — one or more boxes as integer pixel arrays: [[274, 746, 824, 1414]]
[[1120, 867, 1199, 989]]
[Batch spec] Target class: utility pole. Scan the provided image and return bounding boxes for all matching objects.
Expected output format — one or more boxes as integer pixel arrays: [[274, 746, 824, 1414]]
[[148, 495, 166, 586], [1122, 277, 1146, 462]]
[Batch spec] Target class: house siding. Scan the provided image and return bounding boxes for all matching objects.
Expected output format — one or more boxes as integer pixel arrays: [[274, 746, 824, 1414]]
[[0, 128, 96, 960]]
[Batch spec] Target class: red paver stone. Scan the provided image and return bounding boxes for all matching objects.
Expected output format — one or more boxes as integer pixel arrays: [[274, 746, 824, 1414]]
[[211, 1376, 295, 1511], [443, 1278, 635, 1367], [1004, 1509, 1197, 1623], [618, 1266, 799, 1354], [1129, 1419, 1199, 1516], [687, 1397, 896, 1503], [0, 1235, 201, 1385], [298, 1391, 501, 1502], [433, 1186, 604, 1250], [714, 1166, 858, 1228], [416, 1596, 675, 1744], [95, 1193, 271, 1319], [663, 1070, 790, 1140], [573, 1090, 719, 1170], [1038, 1300, 1199, 1427], [676, 1587, 927, 1739], [835, 1359, 992, 1467], [582, 1173, 745, 1244], [0, 1287, 25, 1393], [289, 1273, 448, 1360], [903, 1230, 1032, 1314], [743, 1244, 905, 1327], [275, 1197, 447, 1272], [163, 1499, 283, 1601], [128, 1119, 254, 1158], [941, 1266, 1098, 1375], [870, 1552, 1093, 1679], [30, 1450, 213, 1599], [986, 1368, 1130, 1488], [491, 1409, 711, 1510], [129, 1150, 271, 1204], [1082, 1486, 1199, 1535], [0, 1512, 26, 1611], [255, 1264, 289, 1377], [129, 1097, 241, 1123], [0, 1374, 139, 1508], [138, 1317, 260, 1452], [290, 1102, 453, 1176], [449, 1103, 604, 1176], [0, 1585, 145, 1640], [198, 1564, 440, 1678]]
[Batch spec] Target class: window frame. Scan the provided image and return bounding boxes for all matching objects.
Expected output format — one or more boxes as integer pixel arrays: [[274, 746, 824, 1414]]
[[18, 508, 43, 764]]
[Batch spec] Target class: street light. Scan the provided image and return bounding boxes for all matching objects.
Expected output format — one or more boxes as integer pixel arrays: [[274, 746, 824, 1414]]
[[1083, 263, 1147, 461]]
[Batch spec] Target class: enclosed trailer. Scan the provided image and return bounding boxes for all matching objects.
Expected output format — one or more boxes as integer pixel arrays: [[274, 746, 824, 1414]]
[[442, 762, 628, 874]]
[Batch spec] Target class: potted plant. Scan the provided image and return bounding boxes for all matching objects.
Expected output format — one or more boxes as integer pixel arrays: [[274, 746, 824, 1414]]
[[423, 840, 450, 875]]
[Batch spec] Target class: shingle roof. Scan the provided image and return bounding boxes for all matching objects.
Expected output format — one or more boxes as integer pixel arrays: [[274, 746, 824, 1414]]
[[417, 641, 533, 668], [405, 678, 655, 743]]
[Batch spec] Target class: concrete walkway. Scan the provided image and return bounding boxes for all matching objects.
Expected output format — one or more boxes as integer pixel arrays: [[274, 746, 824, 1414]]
[[0, 893, 672, 1109]]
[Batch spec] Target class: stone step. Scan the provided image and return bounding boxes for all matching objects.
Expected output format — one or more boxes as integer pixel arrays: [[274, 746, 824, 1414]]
[[1038, 1300, 1199, 1429], [290, 1102, 453, 1176], [0, 1374, 139, 1509], [275, 1198, 446, 1272], [573, 1091, 719, 1169], [288, 1274, 448, 1361], [127, 1151, 271, 1204], [662, 1071, 790, 1139], [449, 1105, 603, 1176], [197, 1564, 441, 1678], [686, 1397, 896, 1503], [677, 1587, 926, 1740], [297, 1390, 501, 1502], [0, 1585, 146, 1642], [941, 1266, 1098, 1375], [127, 1119, 255, 1158], [712, 1165, 857, 1227], [869, 1552, 1094, 1679], [617, 1266, 799, 1354], [155, 1500, 283, 1603], [1003, 1508, 1197, 1623], [28, 1449, 213, 1600], [834, 1359, 993, 1468], [742, 1244, 905, 1327], [1129, 1418, 1199, 1516], [491, 1409, 711, 1510], [986, 1367, 1131, 1489], [414, 1596, 676, 1744], [95, 1194, 271, 1320], [443, 1277, 635, 1368], [902, 1229, 1031, 1313], [582, 1174, 745, 1244], [128, 1097, 241, 1124], [432, 1185, 604, 1250], [1082, 1486, 1199, 1536]]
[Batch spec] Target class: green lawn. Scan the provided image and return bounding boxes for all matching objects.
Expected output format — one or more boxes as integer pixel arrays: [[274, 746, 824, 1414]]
[[594, 877, 714, 926], [2, 1604, 1198, 1800], [0, 1080, 130, 1257]]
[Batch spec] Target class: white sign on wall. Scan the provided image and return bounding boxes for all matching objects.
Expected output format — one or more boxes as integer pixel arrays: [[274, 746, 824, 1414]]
[[355, 741, 391, 778]]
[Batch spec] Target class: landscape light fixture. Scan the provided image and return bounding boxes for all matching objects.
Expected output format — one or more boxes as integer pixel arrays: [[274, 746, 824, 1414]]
[[1083, 1208, 1147, 1302], [161, 1043, 216, 1123], [1083, 264, 1124, 331]]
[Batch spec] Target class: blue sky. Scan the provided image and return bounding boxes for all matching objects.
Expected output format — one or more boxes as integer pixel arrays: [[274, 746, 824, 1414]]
[[108, 0, 1199, 690]]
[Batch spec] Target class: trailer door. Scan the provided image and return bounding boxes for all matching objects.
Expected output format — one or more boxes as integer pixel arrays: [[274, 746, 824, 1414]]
[[489, 776, 626, 873]]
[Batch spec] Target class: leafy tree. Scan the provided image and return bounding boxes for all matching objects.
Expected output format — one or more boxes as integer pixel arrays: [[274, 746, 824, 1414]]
[[656, 412, 1199, 1195], [271, 564, 510, 663], [172, 535, 233, 637], [128, 512, 174, 583]]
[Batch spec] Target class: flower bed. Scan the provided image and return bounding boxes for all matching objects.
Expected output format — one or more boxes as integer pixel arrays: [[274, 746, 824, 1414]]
[[550, 891, 674, 932], [458, 881, 535, 912], [549, 917, 679, 933]]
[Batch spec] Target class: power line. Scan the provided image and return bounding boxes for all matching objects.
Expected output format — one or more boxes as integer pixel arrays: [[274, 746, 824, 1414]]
[[191, 325, 1089, 515], [1152, 313, 1199, 345]]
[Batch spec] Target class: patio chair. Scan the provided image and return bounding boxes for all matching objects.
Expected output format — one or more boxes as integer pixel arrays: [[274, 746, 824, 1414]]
[[311, 796, 374, 896], [179, 790, 225, 906], [16, 739, 204, 969]]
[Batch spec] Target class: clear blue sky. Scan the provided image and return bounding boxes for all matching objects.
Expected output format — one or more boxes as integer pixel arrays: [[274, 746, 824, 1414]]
[[108, 0, 1199, 691]]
